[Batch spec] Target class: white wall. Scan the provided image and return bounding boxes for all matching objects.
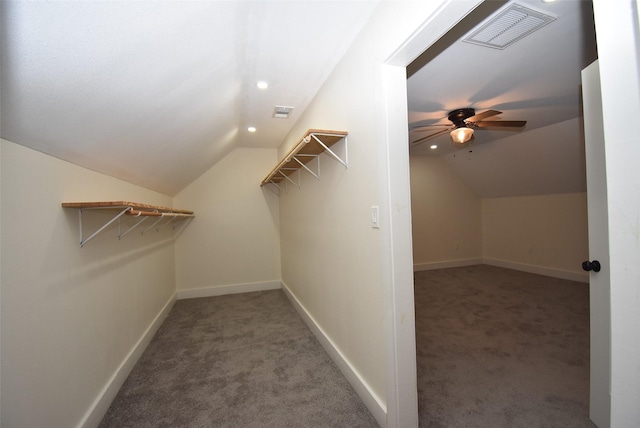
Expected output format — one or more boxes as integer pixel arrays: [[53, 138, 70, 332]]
[[277, 20, 390, 428], [173, 148, 281, 297], [410, 155, 482, 270], [276, 2, 453, 426], [278, 111, 387, 421], [482, 193, 589, 281], [409, 155, 588, 280], [1, 139, 176, 428]]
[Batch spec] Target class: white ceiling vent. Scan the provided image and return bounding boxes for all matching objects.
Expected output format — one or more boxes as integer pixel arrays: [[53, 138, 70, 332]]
[[463, 3, 556, 50], [273, 105, 294, 118]]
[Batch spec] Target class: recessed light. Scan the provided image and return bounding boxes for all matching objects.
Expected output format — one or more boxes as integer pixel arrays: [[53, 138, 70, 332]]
[[430, 144, 438, 150], [256, 81, 269, 89], [248, 126, 257, 132]]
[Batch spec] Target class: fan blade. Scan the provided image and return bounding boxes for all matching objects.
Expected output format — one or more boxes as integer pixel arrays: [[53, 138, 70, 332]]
[[474, 120, 527, 128], [411, 128, 451, 145], [465, 109, 502, 122], [411, 124, 453, 132]]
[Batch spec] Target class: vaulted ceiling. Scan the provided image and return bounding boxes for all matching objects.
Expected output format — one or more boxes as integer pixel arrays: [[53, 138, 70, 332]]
[[1, 1, 598, 199], [0, 1, 379, 196], [407, 0, 597, 198]]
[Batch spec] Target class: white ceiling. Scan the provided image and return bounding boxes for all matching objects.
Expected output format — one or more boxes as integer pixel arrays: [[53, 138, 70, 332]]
[[1, 1, 598, 199], [1, 1, 379, 196], [407, 0, 597, 198]]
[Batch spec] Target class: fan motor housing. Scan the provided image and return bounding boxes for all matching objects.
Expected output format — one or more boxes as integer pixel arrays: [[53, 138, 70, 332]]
[[448, 108, 475, 126]]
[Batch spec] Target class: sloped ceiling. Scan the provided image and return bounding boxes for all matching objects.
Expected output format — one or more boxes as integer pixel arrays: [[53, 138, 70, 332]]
[[0, 1, 379, 196], [407, 0, 597, 198], [1, 1, 600, 199]]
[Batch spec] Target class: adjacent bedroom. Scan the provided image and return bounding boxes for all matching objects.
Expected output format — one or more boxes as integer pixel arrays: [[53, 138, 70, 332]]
[[406, 1, 602, 426]]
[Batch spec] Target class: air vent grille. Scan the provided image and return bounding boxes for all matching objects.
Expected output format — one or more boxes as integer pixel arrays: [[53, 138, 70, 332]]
[[273, 105, 294, 118], [463, 3, 556, 49]]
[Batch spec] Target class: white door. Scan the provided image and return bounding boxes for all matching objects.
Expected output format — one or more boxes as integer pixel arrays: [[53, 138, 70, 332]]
[[581, 59, 611, 428]]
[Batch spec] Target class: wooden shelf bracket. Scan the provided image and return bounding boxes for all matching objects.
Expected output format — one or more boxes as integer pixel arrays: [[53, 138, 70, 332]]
[[62, 201, 195, 247], [260, 129, 348, 195]]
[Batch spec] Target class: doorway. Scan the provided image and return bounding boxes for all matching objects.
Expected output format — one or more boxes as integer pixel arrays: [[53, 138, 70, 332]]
[[400, 2, 595, 424], [381, 1, 640, 426]]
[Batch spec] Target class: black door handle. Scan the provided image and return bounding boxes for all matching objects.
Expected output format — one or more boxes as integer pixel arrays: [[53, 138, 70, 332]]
[[582, 260, 601, 272]]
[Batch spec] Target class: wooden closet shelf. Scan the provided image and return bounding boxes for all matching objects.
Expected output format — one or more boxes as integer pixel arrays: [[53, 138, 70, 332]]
[[61, 201, 194, 215], [261, 129, 348, 189], [62, 201, 195, 247]]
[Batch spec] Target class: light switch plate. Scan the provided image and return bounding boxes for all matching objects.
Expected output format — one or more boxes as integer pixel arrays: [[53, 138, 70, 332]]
[[371, 206, 380, 229]]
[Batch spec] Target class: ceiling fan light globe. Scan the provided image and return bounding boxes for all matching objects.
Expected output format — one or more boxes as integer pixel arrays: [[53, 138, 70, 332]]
[[450, 127, 474, 144]]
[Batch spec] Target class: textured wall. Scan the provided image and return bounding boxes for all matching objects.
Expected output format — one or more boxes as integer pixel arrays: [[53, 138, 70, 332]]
[[409, 155, 588, 279], [410, 155, 483, 268], [482, 193, 589, 279], [0, 139, 176, 427], [173, 148, 281, 293], [276, 0, 449, 413]]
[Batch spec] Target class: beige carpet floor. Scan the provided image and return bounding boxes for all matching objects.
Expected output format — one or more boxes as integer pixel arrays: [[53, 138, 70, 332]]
[[415, 265, 596, 427], [99, 290, 378, 427]]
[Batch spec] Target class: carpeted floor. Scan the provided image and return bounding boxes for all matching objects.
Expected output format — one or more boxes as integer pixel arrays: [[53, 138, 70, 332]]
[[99, 290, 378, 428], [414, 265, 596, 428], [101, 266, 596, 427]]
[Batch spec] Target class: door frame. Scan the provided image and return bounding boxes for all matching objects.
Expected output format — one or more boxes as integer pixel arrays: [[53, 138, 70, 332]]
[[378, 1, 485, 426], [590, 1, 640, 424], [379, 0, 640, 426]]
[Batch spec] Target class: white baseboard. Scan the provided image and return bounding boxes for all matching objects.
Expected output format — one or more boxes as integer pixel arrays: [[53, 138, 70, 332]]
[[414, 258, 483, 271], [176, 280, 282, 300], [413, 258, 588, 283], [281, 281, 387, 427], [483, 258, 589, 283], [79, 292, 177, 428]]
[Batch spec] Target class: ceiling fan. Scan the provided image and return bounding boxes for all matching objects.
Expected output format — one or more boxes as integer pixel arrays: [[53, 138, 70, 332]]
[[411, 108, 527, 147]]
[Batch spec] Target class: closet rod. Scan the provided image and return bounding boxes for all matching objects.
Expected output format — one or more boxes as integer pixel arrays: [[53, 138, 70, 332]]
[[125, 210, 194, 218]]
